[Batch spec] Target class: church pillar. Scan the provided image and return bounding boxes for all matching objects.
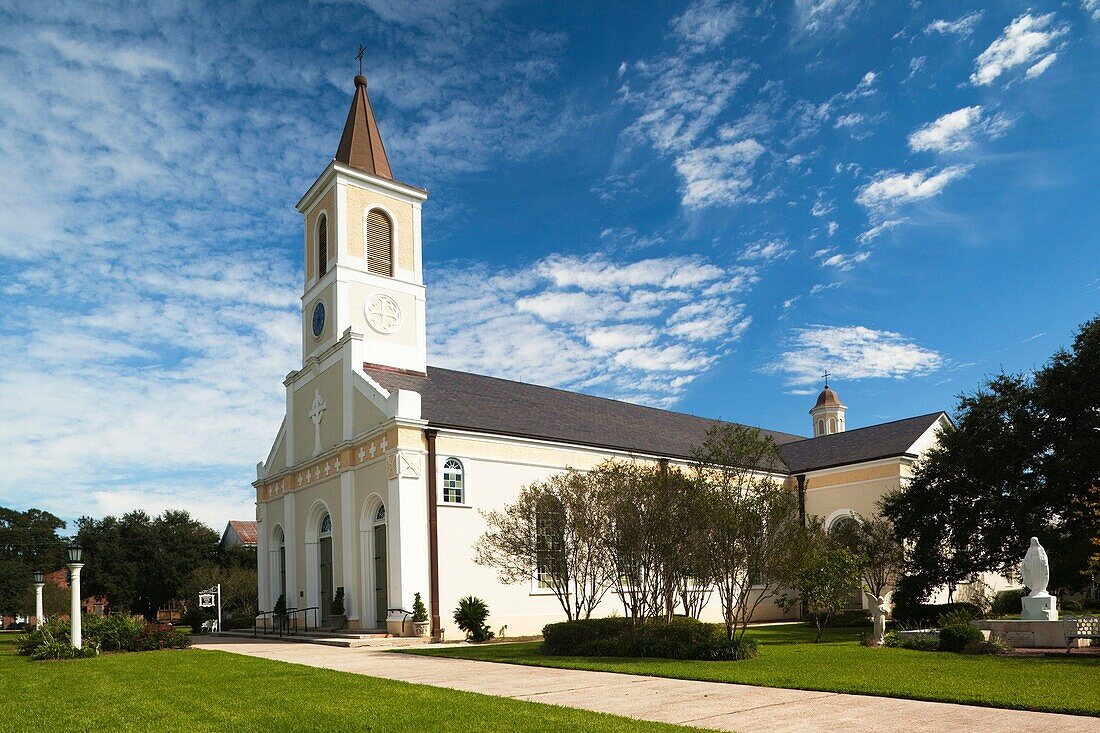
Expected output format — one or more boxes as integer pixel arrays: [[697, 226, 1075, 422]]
[[284, 492, 298, 608], [340, 470, 358, 624], [257, 501, 270, 610], [385, 450, 429, 630]]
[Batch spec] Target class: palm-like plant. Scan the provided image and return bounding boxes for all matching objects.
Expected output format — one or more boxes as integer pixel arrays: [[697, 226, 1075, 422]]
[[453, 596, 494, 642]]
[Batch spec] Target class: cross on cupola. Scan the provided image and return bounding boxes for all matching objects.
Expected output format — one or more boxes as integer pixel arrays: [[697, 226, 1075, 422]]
[[822, 369, 831, 388], [309, 389, 327, 456]]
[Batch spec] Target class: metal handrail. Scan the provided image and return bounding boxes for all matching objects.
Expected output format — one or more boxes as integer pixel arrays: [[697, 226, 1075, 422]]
[[252, 605, 322, 638], [388, 607, 414, 636]]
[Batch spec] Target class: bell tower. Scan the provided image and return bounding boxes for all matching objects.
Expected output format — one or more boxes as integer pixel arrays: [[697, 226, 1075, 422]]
[[810, 372, 847, 437], [295, 74, 429, 373]]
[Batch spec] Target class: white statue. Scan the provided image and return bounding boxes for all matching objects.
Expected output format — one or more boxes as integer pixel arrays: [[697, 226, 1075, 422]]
[[1020, 537, 1049, 597], [864, 591, 889, 646]]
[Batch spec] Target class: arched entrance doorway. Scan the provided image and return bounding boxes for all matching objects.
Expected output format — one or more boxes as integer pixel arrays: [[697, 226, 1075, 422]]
[[318, 513, 334, 623], [829, 513, 864, 610], [372, 504, 388, 628]]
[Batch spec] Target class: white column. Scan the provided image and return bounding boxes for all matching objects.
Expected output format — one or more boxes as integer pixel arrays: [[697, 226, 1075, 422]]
[[284, 493, 298, 607], [388, 456, 430, 615], [34, 583, 44, 629], [257, 501, 270, 611], [68, 563, 83, 648], [340, 470, 358, 623]]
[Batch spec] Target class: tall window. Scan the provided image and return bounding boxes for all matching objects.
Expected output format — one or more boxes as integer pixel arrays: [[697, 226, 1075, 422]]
[[366, 209, 393, 276], [442, 458, 464, 503], [829, 417, 837, 434], [535, 499, 563, 589], [317, 214, 329, 278]]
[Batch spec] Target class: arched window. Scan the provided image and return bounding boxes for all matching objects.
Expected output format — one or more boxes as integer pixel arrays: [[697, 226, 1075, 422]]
[[375, 504, 386, 523], [366, 209, 393, 276], [817, 419, 824, 436], [829, 417, 837, 434], [442, 458, 464, 503], [319, 513, 332, 537], [317, 214, 329, 278]]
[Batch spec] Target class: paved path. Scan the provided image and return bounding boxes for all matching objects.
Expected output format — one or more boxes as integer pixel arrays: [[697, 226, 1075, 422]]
[[194, 636, 1098, 733]]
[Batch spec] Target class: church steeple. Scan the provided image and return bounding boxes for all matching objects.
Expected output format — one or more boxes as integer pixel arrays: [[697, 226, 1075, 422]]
[[810, 372, 847, 437], [334, 75, 393, 180]]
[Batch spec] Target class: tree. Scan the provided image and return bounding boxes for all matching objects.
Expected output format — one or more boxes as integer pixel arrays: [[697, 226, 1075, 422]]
[[883, 316, 1100, 596], [832, 514, 904, 599], [475, 469, 613, 621], [76, 509, 219, 618], [786, 519, 863, 642], [692, 424, 804, 640], [0, 507, 67, 615]]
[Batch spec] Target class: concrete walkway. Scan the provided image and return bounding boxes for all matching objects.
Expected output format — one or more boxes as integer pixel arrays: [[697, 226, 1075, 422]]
[[193, 636, 1097, 733]]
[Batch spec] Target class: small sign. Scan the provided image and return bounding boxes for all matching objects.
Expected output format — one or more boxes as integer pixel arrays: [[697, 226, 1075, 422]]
[[199, 593, 215, 608]]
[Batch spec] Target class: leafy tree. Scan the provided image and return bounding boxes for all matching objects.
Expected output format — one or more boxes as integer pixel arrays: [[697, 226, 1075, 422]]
[[883, 316, 1100, 596], [475, 469, 613, 621], [692, 424, 804, 640], [784, 519, 863, 642], [0, 507, 67, 615], [76, 509, 219, 618], [832, 514, 904, 599]]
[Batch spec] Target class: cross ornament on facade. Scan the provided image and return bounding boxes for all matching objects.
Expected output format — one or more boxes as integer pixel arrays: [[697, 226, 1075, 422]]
[[358, 447, 366, 462], [369, 443, 376, 458], [334, 457, 341, 471], [309, 389, 327, 456], [380, 436, 388, 452]]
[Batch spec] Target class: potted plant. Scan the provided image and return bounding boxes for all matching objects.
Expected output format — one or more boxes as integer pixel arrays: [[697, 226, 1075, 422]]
[[411, 592, 429, 637], [329, 588, 346, 630], [273, 593, 287, 632]]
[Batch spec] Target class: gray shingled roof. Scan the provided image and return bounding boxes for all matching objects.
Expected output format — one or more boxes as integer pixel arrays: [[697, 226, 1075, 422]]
[[779, 412, 947, 473], [364, 365, 945, 474]]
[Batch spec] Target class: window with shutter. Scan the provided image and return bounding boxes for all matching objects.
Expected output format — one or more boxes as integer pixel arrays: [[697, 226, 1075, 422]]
[[366, 209, 393, 276], [317, 214, 328, 278]]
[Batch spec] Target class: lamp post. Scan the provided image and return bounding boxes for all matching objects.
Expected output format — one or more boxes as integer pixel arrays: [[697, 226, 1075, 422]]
[[33, 569, 44, 629], [66, 542, 84, 648]]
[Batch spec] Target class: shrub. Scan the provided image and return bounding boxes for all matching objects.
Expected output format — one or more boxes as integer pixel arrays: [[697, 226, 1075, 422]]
[[84, 614, 144, 651], [181, 606, 206, 634], [412, 593, 428, 623], [963, 638, 1011, 655], [938, 623, 984, 653], [134, 623, 191, 651], [542, 617, 757, 661], [937, 603, 981, 620], [991, 589, 1025, 616], [453, 596, 494, 642], [892, 601, 982, 627], [1061, 600, 1083, 614], [331, 588, 345, 616], [830, 610, 872, 627], [882, 630, 940, 651]]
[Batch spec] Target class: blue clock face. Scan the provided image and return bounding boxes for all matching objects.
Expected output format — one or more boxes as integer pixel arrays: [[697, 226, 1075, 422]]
[[311, 302, 326, 338]]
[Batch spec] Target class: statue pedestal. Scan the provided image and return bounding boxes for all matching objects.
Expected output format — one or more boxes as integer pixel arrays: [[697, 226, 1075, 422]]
[[1021, 593, 1058, 621]]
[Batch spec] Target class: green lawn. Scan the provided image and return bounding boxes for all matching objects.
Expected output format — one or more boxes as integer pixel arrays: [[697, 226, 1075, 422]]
[[404, 625, 1100, 717], [0, 635, 699, 733]]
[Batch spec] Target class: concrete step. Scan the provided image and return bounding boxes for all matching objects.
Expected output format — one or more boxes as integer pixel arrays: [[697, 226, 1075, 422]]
[[216, 629, 432, 649]]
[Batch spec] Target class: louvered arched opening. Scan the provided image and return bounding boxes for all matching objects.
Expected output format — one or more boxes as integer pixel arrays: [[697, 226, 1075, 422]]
[[317, 214, 329, 278], [366, 209, 393, 277]]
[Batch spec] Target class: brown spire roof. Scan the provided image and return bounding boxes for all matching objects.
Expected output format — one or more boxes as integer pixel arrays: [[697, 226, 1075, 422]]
[[814, 386, 842, 409], [334, 75, 393, 180]]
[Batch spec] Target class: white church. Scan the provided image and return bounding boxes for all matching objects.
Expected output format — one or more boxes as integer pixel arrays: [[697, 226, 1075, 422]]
[[254, 74, 961, 638]]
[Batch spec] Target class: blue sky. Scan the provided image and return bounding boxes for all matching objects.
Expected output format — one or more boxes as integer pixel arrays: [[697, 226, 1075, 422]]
[[0, 0, 1097, 530]]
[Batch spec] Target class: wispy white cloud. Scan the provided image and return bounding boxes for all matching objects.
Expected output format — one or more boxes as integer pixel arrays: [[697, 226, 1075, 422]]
[[970, 13, 1068, 86], [770, 325, 944, 385], [1085, 1, 1100, 22], [814, 248, 871, 271], [740, 238, 793, 262], [1025, 52, 1059, 80], [428, 253, 756, 407], [794, 0, 864, 36], [856, 166, 973, 213], [857, 219, 905, 243], [670, 0, 743, 51], [908, 105, 1012, 153], [925, 11, 984, 37]]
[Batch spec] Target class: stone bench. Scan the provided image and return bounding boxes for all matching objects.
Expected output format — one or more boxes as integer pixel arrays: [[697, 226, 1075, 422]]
[[1062, 615, 1100, 653]]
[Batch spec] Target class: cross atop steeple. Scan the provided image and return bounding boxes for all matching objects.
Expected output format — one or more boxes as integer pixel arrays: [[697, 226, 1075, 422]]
[[822, 369, 830, 388], [355, 44, 365, 76]]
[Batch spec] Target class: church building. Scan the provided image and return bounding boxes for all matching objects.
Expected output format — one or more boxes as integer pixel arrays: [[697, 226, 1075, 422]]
[[254, 75, 959, 638]]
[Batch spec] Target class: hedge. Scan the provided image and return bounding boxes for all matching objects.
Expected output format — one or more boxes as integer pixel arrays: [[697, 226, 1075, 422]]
[[542, 617, 758, 661], [891, 601, 983, 626]]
